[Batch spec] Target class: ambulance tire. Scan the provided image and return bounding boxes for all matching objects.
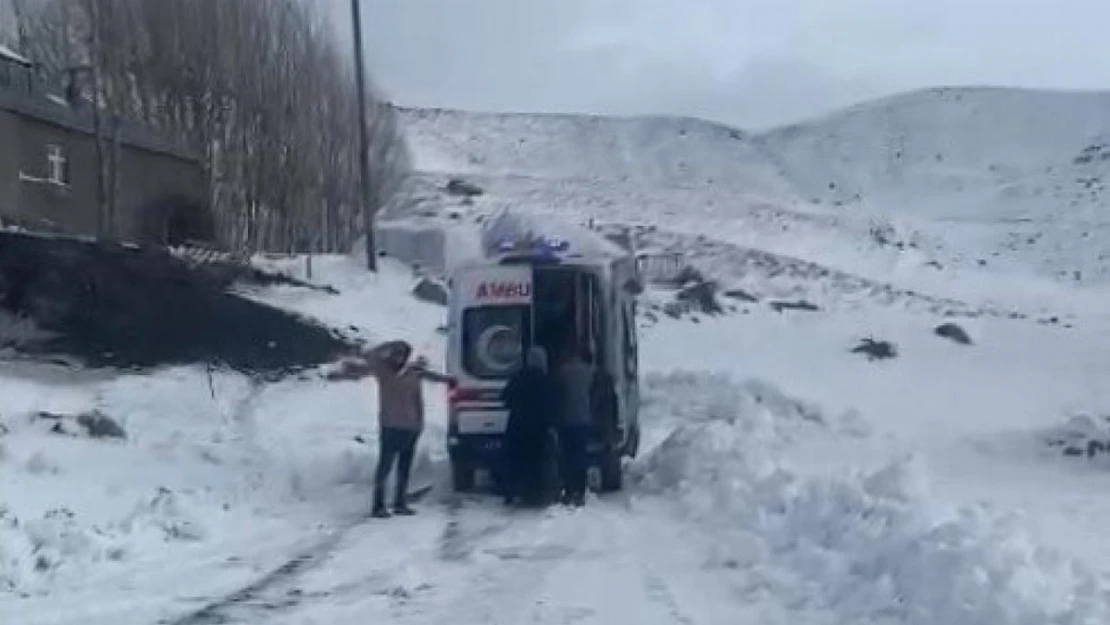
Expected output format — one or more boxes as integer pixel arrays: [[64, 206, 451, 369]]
[[599, 449, 623, 493], [450, 458, 476, 493], [624, 423, 641, 458]]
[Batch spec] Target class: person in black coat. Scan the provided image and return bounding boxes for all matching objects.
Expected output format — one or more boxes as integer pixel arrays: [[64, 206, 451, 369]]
[[500, 346, 559, 506]]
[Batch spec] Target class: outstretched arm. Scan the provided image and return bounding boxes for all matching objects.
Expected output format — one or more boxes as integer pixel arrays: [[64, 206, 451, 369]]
[[324, 344, 391, 381], [412, 356, 454, 384], [325, 357, 375, 381]]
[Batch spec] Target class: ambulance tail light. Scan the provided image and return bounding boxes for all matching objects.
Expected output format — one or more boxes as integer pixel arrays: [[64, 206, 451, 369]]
[[447, 380, 482, 406]]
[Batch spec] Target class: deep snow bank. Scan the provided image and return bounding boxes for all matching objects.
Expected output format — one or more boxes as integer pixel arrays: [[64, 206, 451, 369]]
[[635, 372, 1109, 625], [0, 367, 317, 594]]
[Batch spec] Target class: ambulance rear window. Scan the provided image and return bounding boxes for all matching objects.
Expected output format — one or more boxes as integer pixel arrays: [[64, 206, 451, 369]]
[[461, 305, 529, 379]]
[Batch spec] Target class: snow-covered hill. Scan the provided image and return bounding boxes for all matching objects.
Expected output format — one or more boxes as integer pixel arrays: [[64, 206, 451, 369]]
[[762, 87, 1110, 286], [399, 106, 796, 199], [396, 87, 1110, 305], [764, 87, 1110, 217]]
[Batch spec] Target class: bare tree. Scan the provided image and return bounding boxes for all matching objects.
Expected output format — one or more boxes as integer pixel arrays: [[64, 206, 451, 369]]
[[18, 0, 410, 257]]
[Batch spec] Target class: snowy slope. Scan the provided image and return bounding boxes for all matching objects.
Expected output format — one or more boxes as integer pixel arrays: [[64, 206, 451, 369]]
[[397, 87, 1110, 301], [399, 106, 797, 199], [762, 87, 1110, 285], [763, 87, 1110, 217]]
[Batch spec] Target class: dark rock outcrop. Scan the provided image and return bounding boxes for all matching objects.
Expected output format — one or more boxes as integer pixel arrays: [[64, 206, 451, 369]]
[[412, 276, 449, 306], [850, 338, 898, 361], [935, 322, 973, 345], [445, 178, 484, 197]]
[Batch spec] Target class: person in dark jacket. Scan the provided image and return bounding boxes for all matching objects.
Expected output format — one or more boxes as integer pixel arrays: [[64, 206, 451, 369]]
[[553, 344, 597, 507], [499, 346, 559, 506], [326, 340, 453, 518], [590, 367, 620, 453]]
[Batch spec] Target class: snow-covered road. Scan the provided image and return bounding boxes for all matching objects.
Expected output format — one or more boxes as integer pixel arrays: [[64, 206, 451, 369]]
[[187, 495, 746, 625], [154, 371, 754, 625]]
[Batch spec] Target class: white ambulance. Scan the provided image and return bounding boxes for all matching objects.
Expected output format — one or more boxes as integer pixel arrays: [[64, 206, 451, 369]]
[[444, 226, 642, 493]]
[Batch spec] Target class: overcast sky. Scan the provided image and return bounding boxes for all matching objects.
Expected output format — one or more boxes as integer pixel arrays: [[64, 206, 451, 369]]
[[4, 0, 1104, 129], [324, 0, 1110, 129]]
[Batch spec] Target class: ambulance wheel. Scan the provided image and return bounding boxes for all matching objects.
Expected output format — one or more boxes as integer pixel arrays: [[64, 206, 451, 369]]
[[599, 450, 623, 493], [624, 423, 642, 458], [450, 458, 475, 492]]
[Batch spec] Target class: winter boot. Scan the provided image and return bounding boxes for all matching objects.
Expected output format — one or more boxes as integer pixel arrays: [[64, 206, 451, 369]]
[[392, 492, 416, 516], [392, 502, 416, 516], [372, 490, 390, 518]]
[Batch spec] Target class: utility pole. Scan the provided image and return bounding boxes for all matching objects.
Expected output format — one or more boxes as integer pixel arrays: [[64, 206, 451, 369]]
[[86, 0, 108, 240], [350, 0, 376, 271]]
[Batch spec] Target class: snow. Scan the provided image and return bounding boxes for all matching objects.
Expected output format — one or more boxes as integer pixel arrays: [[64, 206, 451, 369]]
[[397, 87, 1110, 310], [0, 258, 450, 624], [635, 373, 1108, 624], [0, 42, 29, 66], [11, 86, 1110, 624]]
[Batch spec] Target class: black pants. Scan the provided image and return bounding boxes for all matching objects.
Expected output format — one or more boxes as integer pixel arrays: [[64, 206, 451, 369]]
[[374, 427, 420, 509], [502, 432, 547, 503], [559, 424, 590, 504]]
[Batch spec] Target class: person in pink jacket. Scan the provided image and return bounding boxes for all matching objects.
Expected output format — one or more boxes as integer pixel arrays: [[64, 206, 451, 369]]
[[328, 340, 452, 518]]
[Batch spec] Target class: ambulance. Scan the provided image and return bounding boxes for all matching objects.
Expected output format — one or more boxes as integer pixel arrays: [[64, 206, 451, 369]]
[[443, 217, 642, 493]]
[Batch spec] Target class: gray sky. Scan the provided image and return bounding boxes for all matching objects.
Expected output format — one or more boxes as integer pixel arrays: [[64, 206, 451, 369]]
[[5, 0, 1102, 129], [325, 0, 1110, 129]]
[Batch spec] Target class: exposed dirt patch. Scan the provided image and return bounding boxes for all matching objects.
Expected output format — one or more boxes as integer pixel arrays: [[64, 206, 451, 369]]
[[0, 232, 357, 375]]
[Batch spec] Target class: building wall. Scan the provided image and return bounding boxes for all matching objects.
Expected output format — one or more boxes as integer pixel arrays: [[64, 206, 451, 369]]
[[3, 111, 209, 244], [15, 111, 101, 234], [0, 51, 210, 245], [113, 136, 209, 243]]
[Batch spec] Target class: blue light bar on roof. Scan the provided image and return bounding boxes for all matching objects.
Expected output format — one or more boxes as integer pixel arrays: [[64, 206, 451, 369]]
[[541, 236, 570, 252], [494, 234, 570, 255]]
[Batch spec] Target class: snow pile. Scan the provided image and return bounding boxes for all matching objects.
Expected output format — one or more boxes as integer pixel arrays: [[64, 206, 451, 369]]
[[0, 369, 253, 594], [0, 488, 213, 594], [1043, 413, 1110, 458], [637, 372, 1109, 625], [0, 506, 120, 594], [0, 365, 443, 597]]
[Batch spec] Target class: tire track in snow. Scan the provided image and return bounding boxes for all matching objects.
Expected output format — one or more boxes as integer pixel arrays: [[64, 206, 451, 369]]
[[162, 487, 438, 625], [380, 495, 731, 625], [160, 485, 532, 625], [436, 492, 518, 562], [159, 530, 348, 625]]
